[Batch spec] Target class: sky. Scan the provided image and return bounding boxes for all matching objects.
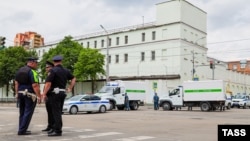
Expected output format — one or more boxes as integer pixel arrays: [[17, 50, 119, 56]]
[[1, 0, 250, 62]]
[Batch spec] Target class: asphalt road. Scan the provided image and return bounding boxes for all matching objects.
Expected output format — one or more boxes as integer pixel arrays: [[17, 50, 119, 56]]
[[0, 103, 249, 141]]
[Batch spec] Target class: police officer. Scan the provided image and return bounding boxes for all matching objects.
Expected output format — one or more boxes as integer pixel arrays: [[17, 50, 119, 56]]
[[124, 93, 130, 111], [41, 61, 54, 132], [15, 57, 41, 135], [42, 55, 76, 136], [153, 92, 159, 110]]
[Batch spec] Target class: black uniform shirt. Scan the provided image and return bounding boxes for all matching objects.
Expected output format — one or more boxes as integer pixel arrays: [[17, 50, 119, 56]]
[[46, 64, 74, 90]]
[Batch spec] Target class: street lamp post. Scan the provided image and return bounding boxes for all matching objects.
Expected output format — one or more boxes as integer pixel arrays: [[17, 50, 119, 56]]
[[100, 25, 109, 83], [192, 37, 205, 80]]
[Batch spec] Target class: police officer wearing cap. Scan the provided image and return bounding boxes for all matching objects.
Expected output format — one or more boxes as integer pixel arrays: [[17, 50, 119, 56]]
[[42, 55, 76, 136], [41, 61, 54, 132], [15, 57, 41, 135]]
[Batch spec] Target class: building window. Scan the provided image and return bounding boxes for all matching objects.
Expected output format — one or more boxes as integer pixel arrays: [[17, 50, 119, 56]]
[[87, 42, 90, 48], [108, 55, 111, 64], [108, 38, 111, 46], [101, 40, 104, 47], [141, 52, 145, 61], [125, 35, 128, 44], [115, 55, 119, 63], [151, 51, 155, 61], [80, 42, 83, 46], [116, 37, 119, 45], [124, 54, 128, 62], [152, 31, 156, 40], [94, 40, 97, 48], [142, 33, 145, 42]]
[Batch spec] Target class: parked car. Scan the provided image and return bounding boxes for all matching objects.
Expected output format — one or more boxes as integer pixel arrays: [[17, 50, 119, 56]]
[[63, 94, 110, 114], [231, 94, 250, 109]]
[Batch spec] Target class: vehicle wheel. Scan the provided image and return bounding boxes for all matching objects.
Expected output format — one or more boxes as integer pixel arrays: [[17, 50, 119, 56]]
[[130, 101, 139, 110], [162, 102, 171, 111], [200, 102, 210, 111], [69, 106, 78, 114], [99, 105, 106, 113], [243, 103, 247, 109]]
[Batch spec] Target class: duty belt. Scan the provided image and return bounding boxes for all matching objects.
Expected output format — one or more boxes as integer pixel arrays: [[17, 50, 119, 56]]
[[18, 89, 37, 102], [53, 88, 66, 94]]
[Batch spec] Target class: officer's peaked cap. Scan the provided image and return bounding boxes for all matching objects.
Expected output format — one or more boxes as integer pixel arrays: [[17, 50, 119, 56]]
[[27, 57, 38, 62], [52, 55, 63, 61], [46, 61, 54, 67]]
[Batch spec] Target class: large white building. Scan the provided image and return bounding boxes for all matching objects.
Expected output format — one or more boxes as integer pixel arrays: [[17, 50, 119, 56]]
[[1, 0, 249, 103]]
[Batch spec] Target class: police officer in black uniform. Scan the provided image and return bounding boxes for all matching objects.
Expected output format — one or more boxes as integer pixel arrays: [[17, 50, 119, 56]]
[[42, 55, 76, 136], [42, 61, 54, 132], [15, 57, 41, 135]]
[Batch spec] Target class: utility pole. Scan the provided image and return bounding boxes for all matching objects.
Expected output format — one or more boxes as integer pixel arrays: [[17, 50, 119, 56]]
[[100, 25, 109, 83], [192, 37, 205, 80]]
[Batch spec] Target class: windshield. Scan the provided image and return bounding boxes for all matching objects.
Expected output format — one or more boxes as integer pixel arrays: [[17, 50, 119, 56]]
[[234, 95, 245, 99], [98, 86, 115, 93]]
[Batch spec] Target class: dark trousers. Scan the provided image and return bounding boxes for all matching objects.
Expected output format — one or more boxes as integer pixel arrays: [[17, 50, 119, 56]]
[[125, 102, 130, 110], [50, 92, 66, 133], [154, 102, 159, 110], [18, 93, 37, 133], [45, 93, 54, 129]]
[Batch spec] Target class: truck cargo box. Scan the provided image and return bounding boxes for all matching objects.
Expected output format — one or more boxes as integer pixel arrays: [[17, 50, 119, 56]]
[[183, 80, 225, 101]]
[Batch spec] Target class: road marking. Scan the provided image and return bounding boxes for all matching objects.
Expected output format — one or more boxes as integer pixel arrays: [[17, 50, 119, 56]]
[[71, 129, 95, 132], [79, 132, 123, 138], [114, 136, 155, 141]]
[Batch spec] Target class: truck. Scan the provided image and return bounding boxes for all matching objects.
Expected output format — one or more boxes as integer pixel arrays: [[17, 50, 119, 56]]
[[95, 80, 147, 110], [231, 94, 250, 109], [159, 80, 226, 111]]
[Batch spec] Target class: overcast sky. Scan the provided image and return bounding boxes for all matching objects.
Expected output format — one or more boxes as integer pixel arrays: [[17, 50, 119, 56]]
[[1, 0, 250, 62]]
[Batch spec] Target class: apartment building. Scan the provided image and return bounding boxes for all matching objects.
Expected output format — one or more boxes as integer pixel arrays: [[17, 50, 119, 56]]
[[14, 31, 44, 49]]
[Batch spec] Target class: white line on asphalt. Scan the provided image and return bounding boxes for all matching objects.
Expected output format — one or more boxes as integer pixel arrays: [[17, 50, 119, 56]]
[[79, 132, 123, 138], [114, 136, 155, 141], [71, 129, 96, 132]]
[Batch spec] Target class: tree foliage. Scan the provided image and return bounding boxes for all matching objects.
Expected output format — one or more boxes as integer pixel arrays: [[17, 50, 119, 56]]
[[74, 48, 105, 93], [0, 47, 37, 96], [39, 36, 84, 80]]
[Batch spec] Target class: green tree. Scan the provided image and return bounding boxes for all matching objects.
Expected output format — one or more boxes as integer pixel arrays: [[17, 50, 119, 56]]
[[0, 47, 37, 97], [39, 36, 83, 95], [74, 48, 105, 93], [39, 36, 83, 76]]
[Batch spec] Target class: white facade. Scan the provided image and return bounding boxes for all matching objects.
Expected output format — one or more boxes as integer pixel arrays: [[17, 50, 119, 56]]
[[1, 0, 249, 102]]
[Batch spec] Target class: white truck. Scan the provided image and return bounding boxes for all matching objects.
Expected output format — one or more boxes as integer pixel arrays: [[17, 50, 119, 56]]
[[95, 80, 147, 110], [159, 80, 226, 111]]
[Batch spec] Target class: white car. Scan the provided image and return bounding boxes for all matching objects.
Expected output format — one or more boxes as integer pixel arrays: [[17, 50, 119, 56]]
[[231, 95, 250, 109], [63, 94, 110, 114]]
